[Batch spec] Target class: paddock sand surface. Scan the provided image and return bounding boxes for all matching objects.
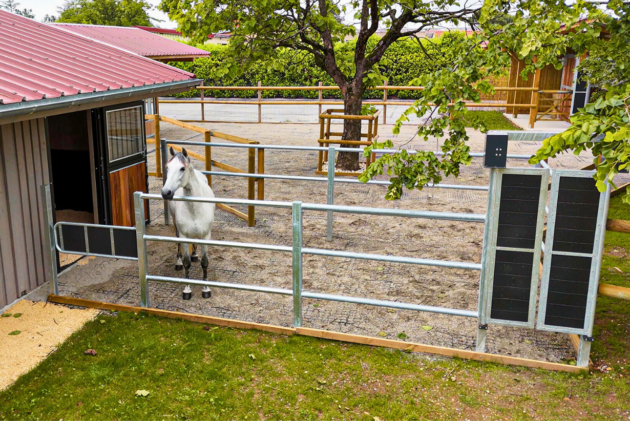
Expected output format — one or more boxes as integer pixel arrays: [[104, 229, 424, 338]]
[[57, 122, 608, 364], [0, 300, 99, 390]]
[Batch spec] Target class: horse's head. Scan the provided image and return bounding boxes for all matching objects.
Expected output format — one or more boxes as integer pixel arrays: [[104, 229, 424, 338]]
[[162, 147, 192, 200]]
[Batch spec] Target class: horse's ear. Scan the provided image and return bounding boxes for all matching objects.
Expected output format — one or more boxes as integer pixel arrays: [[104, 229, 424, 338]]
[[169, 146, 175, 157], [182, 148, 189, 161]]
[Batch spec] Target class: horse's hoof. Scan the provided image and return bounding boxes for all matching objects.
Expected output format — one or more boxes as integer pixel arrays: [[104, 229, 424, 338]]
[[182, 291, 192, 300], [202, 289, 211, 299], [175, 264, 183, 271], [191, 255, 199, 262]]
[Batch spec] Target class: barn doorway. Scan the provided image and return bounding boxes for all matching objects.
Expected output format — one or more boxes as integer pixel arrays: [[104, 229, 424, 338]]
[[48, 110, 99, 267], [48, 111, 97, 225]]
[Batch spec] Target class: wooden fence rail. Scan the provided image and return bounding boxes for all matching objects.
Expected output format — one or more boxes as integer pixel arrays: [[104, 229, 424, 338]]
[[145, 114, 263, 227], [156, 84, 568, 128]]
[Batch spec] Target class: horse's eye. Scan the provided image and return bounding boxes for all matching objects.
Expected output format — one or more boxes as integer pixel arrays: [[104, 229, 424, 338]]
[[180, 167, 185, 172]]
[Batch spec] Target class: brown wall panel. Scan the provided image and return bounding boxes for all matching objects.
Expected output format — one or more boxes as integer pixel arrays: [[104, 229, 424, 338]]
[[0, 118, 49, 308], [109, 162, 147, 227]]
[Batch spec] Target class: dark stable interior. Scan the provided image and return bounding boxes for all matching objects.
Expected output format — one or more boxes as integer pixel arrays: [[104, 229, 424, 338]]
[[48, 111, 94, 220]]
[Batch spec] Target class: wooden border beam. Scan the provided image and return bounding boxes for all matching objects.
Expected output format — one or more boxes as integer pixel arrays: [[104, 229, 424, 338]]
[[607, 219, 630, 234], [599, 283, 630, 300], [47, 295, 586, 374]]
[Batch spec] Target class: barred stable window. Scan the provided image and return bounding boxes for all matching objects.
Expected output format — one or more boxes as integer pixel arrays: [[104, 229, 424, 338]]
[[106, 106, 144, 162]]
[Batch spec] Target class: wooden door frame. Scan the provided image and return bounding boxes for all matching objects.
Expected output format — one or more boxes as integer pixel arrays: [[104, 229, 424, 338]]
[[93, 101, 150, 225]]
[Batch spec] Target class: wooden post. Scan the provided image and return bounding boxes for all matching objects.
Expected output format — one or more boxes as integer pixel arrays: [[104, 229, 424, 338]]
[[382, 80, 387, 125], [318, 117, 325, 172], [257, 148, 265, 201], [318, 82, 323, 116], [529, 68, 541, 129], [154, 115, 162, 178], [204, 131, 211, 187], [200, 81, 205, 122], [324, 114, 331, 163], [248, 148, 256, 226], [257, 81, 262, 123], [366, 118, 373, 166], [154, 96, 160, 115]]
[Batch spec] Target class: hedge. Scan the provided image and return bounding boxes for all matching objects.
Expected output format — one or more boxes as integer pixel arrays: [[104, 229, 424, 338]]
[[168, 33, 492, 100]]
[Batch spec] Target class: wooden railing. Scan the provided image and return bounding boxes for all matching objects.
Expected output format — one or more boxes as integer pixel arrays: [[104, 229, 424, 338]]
[[146, 114, 263, 227], [157, 83, 551, 128]]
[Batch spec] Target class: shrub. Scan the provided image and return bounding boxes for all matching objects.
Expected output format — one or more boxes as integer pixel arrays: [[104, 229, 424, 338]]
[[168, 33, 507, 99]]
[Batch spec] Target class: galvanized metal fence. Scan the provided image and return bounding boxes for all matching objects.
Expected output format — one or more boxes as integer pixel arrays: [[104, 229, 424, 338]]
[[135, 193, 485, 329], [159, 138, 532, 239], [43, 132, 611, 370]]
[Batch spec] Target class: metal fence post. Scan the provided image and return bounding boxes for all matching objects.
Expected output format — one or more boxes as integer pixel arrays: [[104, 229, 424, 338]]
[[161, 137, 170, 226], [41, 184, 58, 295], [134, 192, 150, 308], [326, 146, 335, 242], [577, 336, 592, 367], [475, 169, 497, 353], [154, 114, 162, 178], [292, 201, 303, 327], [200, 81, 205, 122]]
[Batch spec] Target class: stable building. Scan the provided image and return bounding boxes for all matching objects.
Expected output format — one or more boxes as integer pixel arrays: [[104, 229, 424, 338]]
[[53, 23, 211, 63], [0, 11, 200, 308]]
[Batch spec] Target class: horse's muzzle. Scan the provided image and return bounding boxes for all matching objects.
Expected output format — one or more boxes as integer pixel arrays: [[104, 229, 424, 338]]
[[161, 189, 174, 200]]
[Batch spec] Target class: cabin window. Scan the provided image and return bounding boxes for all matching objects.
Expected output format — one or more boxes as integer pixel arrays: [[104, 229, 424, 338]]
[[106, 105, 145, 162]]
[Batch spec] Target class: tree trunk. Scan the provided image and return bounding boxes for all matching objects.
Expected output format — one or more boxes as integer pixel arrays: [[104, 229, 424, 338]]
[[335, 86, 364, 171]]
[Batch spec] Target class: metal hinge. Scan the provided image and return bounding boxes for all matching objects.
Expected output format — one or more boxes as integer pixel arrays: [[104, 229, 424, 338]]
[[581, 335, 595, 342], [478, 324, 488, 330]]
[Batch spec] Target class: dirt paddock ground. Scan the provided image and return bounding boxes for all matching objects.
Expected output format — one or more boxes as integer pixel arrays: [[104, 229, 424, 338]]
[[57, 121, 603, 363]]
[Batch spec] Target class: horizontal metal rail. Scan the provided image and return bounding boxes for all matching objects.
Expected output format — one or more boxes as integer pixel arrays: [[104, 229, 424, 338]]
[[147, 274, 293, 295], [144, 235, 292, 253], [141, 193, 486, 222], [55, 221, 135, 230], [163, 139, 532, 160], [302, 203, 486, 222], [202, 170, 489, 191], [302, 248, 482, 270], [302, 291, 478, 318], [141, 193, 293, 209]]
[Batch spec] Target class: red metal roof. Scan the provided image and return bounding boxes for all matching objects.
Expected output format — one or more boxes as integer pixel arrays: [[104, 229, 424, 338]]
[[54, 24, 211, 58], [135, 26, 215, 39], [0, 11, 195, 105]]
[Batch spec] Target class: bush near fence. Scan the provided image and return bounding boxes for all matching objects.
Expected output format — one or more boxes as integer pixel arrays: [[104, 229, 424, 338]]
[[169, 33, 509, 101]]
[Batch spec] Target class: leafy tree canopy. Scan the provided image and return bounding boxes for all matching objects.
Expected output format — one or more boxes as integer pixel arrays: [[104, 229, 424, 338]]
[[159, 0, 486, 170], [57, 0, 154, 26], [1, 0, 35, 18], [361, 0, 630, 201], [160, 0, 629, 195]]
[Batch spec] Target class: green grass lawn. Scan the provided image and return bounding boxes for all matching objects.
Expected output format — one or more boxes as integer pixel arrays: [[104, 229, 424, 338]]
[[2, 164, 629, 420], [462, 110, 522, 131], [1, 311, 628, 421], [592, 195, 630, 365]]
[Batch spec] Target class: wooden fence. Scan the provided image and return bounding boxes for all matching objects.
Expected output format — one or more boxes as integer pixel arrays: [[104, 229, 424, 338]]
[[146, 114, 264, 227], [157, 83, 571, 128]]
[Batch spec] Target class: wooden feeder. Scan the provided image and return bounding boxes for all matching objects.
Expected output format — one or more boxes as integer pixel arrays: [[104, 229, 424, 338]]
[[317, 109, 381, 176]]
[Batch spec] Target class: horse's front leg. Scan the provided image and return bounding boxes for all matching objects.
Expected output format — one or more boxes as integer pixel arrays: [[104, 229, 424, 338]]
[[200, 244, 211, 299], [181, 241, 193, 300], [175, 228, 183, 271], [191, 244, 199, 262]]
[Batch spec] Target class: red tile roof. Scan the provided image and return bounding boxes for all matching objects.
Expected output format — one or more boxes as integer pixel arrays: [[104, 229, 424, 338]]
[[135, 26, 216, 39], [54, 23, 210, 59], [0, 11, 195, 105]]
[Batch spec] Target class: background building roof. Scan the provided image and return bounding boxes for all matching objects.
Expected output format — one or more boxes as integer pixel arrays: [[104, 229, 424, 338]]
[[0, 11, 195, 106], [54, 23, 210, 61]]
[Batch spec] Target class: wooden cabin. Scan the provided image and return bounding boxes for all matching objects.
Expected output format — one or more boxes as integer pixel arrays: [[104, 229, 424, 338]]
[[0, 11, 200, 309], [507, 53, 594, 124]]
